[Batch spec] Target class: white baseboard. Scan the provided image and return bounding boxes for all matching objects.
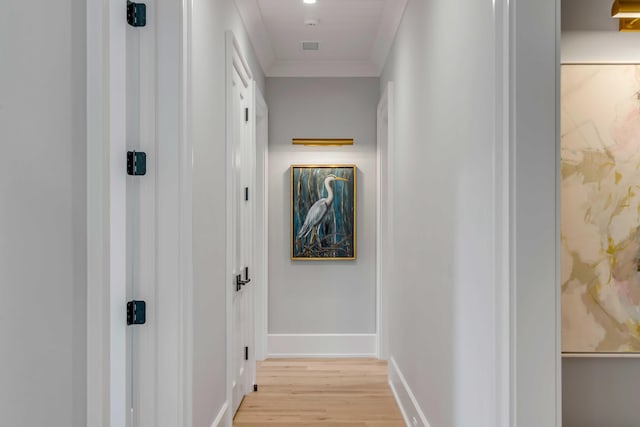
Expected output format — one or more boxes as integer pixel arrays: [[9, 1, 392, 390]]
[[388, 356, 432, 427], [210, 401, 228, 427], [267, 333, 377, 358]]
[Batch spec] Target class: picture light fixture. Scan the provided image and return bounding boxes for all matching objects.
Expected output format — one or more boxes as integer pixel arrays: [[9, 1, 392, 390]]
[[612, 0, 640, 17], [292, 138, 353, 146], [612, 0, 640, 30]]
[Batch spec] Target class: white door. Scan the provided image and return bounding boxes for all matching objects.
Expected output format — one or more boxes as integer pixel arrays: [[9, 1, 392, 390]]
[[230, 53, 255, 415]]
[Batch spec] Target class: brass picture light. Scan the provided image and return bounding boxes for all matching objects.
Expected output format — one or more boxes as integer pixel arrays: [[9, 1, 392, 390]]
[[612, 0, 640, 17], [612, 0, 640, 30]]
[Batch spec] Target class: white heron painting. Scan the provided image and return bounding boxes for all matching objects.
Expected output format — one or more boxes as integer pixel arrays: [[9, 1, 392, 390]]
[[291, 165, 356, 260]]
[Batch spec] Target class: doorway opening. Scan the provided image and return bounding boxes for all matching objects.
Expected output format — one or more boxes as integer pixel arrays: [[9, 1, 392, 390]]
[[225, 2, 404, 423]]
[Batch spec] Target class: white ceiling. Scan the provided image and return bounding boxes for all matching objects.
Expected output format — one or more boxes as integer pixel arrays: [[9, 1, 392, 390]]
[[234, 0, 408, 77]]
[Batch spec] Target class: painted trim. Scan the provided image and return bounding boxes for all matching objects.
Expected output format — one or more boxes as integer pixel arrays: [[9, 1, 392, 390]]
[[232, 0, 276, 74], [562, 31, 640, 64], [225, 31, 236, 426], [180, 1, 194, 426], [88, 0, 191, 425], [376, 82, 394, 360], [253, 82, 269, 363], [509, 0, 561, 424], [87, 0, 127, 426], [371, 0, 408, 74], [210, 401, 229, 427], [130, 0, 191, 424], [268, 60, 380, 77], [135, 0, 158, 423], [388, 357, 432, 427], [493, 1, 511, 426], [107, 0, 128, 423], [86, 0, 107, 424], [267, 334, 377, 358]]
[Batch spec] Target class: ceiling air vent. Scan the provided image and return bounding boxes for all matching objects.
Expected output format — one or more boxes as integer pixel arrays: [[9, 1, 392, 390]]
[[301, 41, 320, 51]]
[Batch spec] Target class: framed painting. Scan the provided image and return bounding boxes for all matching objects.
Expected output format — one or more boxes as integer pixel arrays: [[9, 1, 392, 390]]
[[291, 165, 356, 260], [561, 64, 640, 354]]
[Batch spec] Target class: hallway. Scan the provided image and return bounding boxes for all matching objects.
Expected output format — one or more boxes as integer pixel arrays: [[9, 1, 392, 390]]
[[233, 359, 404, 426], [3, 0, 561, 425]]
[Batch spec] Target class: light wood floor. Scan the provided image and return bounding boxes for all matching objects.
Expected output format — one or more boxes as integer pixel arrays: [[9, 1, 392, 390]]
[[233, 358, 405, 427]]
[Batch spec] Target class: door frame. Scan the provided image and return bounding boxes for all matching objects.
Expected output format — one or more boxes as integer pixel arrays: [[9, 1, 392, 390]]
[[87, 0, 562, 425], [376, 82, 394, 360], [225, 30, 255, 425], [86, 0, 192, 425], [253, 82, 269, 363], [87, 0, 127, 425]]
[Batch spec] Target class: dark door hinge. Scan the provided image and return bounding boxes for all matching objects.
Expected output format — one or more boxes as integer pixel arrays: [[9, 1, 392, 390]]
[[127, 151, 147, 176], [127, 300, 146, 325], [253, 384, 258, 392], [127, 1, 147, 27], [244, 187, 249, 201], [245, 107, 249, 122], [245, 346, 249, 361]]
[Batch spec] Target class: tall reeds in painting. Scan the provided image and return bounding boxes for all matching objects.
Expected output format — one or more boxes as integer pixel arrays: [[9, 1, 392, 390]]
[[291, 165, 356, 260]]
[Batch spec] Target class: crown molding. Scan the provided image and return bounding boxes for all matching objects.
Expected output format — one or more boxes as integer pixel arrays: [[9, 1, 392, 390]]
[[268, 60, 379, 77], [234, 0, 406, 77], [371, 0, 408, 74], [233, 0, 276, 74]]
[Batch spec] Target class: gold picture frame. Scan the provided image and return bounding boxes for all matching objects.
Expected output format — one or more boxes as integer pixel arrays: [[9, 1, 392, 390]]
[[290, 165, 357, 260]]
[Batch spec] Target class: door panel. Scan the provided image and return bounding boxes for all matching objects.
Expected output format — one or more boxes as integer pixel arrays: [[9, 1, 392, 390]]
[[231, 62, 254, 415]]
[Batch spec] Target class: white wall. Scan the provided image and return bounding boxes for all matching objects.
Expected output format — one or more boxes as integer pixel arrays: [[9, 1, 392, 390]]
[[380, 0, 498, 425], [0, 0, 86, 426], [561, 1, 640, 425], [189, 1, 264, 425], [563, 358, 640, 426], [380, 0, 559, 426], [562, 0, 617, 31], [266, 77, 378, 337]]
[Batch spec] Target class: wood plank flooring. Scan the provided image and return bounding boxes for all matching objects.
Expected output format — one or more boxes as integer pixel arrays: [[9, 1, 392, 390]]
[[233, 358, 405, 427]]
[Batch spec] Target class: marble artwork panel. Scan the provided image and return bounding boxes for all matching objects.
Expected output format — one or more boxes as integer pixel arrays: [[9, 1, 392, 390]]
[[562, 65, 640, 353]]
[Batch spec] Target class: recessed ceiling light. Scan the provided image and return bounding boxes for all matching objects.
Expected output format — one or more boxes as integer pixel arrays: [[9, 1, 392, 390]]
[[303, 0, 316, 4]]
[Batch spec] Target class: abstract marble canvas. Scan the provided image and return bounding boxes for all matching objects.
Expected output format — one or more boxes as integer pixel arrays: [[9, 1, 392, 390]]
[[562, 65, 640, 353]]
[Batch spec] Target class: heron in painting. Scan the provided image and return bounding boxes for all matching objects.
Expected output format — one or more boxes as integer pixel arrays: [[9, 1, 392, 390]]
[[297, 174, 349, 244]]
